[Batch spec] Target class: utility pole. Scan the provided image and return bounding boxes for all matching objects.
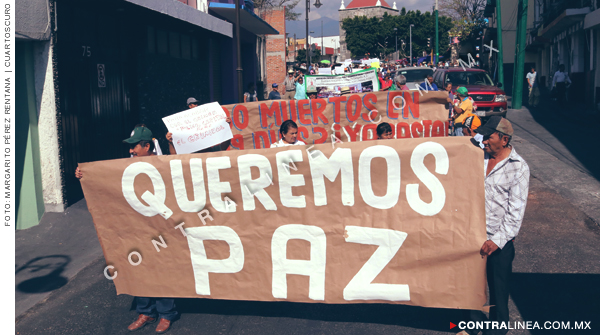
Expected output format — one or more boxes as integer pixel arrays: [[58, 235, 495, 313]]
[[321, 20, 323, 61], [235, 0, 243, 103], [410, 24, 414, 66], [496, 0, 504, 88], [305, 0, 310, 67], [435, 0, 439, 64], [394, 27, 398, 58], [294, 33, 297, 62], [512, 0, 528, 109]]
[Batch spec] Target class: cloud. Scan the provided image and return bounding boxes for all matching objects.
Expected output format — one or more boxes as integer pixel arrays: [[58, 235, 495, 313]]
[[290, 0, 436, 22]]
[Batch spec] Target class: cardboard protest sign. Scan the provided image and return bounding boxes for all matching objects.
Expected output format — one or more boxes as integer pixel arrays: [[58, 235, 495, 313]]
[[162, 102, 233, 154], [80, 137, 487, 311], [318, 68, 332, 75], [221, 90, 450, 150]]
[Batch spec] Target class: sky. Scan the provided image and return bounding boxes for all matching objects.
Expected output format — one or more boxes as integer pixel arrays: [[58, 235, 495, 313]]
[[290, 0, 437, 22]]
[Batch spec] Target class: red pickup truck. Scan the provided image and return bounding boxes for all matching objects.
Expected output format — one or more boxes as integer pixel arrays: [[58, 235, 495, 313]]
[[433, 68, 507, 119]]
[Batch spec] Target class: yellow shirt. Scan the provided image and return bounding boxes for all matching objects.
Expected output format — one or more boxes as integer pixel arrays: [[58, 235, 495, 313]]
[[454, 98, 474, 125]]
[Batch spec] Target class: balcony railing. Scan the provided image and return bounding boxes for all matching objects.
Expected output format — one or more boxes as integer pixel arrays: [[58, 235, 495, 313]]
[[540, 0, 593, 27]]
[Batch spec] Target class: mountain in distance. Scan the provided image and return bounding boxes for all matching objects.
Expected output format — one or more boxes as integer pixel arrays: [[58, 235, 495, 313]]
[[286, 17, 340, 38]]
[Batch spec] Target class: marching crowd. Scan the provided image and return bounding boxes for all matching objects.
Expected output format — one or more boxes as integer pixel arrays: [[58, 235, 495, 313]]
[[75, 75, 528, 335]]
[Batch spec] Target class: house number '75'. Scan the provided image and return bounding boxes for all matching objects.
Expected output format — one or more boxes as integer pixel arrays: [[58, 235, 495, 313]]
[[82, 46, 91, 57]]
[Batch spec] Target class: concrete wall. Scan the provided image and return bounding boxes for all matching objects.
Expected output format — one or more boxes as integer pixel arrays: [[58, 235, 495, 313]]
[[15, 42, 45, 229], [34, 41, 63, 212], [495, 0, 535, 64]]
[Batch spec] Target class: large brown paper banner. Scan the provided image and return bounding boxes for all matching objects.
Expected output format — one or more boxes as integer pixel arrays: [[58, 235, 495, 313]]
[[221, 90, 450, 150], [80, 137, 487, 311]]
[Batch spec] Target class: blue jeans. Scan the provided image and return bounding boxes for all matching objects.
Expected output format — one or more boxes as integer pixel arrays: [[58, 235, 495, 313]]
[[454, 127, 464, 136], [136, 297, 178, 321]]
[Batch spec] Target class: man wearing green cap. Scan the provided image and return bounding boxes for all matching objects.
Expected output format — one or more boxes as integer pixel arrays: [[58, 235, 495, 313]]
[[75, 126, 178, 333], [451, 86, 474, 136], [123, 126, 157, 157]]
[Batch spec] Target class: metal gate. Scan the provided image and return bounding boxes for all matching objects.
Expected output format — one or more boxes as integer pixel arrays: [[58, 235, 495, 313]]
[[56, 1, 136, 206]]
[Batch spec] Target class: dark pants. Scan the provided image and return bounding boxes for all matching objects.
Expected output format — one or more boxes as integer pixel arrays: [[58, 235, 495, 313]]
[[464, 241, 515, 335], [136, 297, 178, 321], [556, 82, 567, 106]]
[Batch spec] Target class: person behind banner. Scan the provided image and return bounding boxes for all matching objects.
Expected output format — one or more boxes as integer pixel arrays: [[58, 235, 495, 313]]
[[282, 70, 296, 100], [376, 122, 393, 139], [294, 76, 307, 100], [444, 82, 455, 134], [307, 88, 317, 99], [271, 120, 306, 147], [451, 87, 474, 136], [391, 74, 409, 91], [75, 126, 178, 334], [268, 83, 281, 100], [459, 117, 530, 335], [129, 123, 162, 156], [419, 75, 438, 91], [244, 83, 257, 103]]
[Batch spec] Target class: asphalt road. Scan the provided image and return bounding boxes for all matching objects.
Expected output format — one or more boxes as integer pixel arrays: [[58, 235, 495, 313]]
[[15, 176, 600, 335]]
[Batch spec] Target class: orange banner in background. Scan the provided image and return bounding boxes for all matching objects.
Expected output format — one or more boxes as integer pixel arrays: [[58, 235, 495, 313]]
[[222, 90, 449, 150]]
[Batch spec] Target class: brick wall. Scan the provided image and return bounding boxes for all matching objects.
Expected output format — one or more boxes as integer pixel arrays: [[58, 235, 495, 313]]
[[261, 7, 286, 99]]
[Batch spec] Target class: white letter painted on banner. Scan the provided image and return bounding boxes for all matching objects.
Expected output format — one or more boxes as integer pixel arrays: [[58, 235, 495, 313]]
[[122, 162, 172, 219], [309, 148, 354, 206], [343, 226, 410, 301], [206, 157, 236, 213], [170, 159, 206, 212], [406, 142, 449, 216], [185, 226, 245, 295], [358, 146, 401, 209], [271, 224, 326, 300], [238, 154, 277, 211]]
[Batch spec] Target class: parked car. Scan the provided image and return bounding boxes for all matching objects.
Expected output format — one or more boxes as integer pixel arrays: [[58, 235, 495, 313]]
[[433, 68, 507, 119], [395, 67, 434, 90]]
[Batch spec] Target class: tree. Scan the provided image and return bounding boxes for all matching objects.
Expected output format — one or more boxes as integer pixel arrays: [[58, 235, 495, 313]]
[[296, 48, 321, 63], [254, 0, 301, 21], [439, 0, 487, 42], [342, 9, 453, 60]]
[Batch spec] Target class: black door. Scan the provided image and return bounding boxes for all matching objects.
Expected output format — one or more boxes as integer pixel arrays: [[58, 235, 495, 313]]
[[56, 1, 137, 206]]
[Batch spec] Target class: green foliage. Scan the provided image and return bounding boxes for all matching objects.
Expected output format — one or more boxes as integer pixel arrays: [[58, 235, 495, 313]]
[[296, 48, 322, 64], [254, 0, 301, 21], [439, 0, 487, 44], [341, 8, 453, 60]]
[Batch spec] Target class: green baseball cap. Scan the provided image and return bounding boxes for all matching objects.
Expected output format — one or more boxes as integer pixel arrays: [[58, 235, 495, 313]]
[[456, 87, 468, 96], [123, 127, 153, 144]]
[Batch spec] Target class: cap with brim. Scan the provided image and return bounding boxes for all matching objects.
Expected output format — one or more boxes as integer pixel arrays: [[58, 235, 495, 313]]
[[187, 97, 199, 105], [456, 87, 468, 96], [124, 127, 154, 144], [288, 70, 294, 73], [475, 116, 513, 136], [272, 83, 278, 87]]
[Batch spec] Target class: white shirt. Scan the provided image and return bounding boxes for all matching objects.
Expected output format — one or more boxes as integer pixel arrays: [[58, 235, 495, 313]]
[[526, 72, 536, 87], [552, 71, 571, 87], [483, 148, 530, 249], [270, 139, 306, 148]]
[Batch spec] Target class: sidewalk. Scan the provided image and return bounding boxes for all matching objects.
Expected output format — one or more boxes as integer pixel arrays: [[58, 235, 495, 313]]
[[15, 199, 103, 318], [506, 101, 600, 225]]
